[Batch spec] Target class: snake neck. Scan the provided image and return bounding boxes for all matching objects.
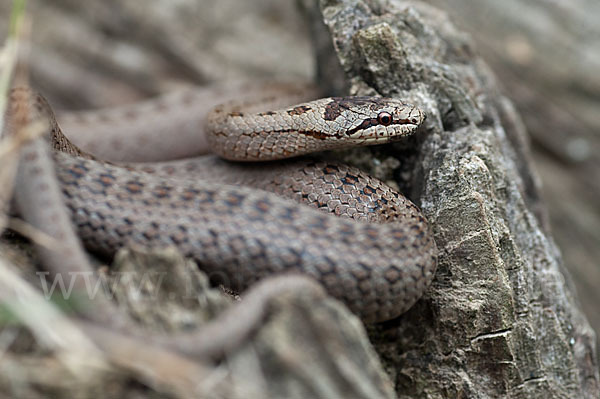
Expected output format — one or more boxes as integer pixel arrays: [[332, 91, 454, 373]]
[[6, 88, 95, 161]]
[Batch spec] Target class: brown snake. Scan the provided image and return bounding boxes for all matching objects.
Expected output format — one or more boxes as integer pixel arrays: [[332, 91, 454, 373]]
[[7, 85, 437, 323]]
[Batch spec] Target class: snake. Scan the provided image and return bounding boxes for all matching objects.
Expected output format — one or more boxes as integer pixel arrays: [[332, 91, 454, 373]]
[[6, 85, 437, 323]]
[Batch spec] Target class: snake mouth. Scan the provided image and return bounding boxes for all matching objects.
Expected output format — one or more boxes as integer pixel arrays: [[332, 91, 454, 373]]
[[346, 121, 421, 142]]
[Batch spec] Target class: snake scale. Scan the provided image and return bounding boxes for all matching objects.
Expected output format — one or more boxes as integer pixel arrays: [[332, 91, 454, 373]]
[[7, 85, 437, 323]]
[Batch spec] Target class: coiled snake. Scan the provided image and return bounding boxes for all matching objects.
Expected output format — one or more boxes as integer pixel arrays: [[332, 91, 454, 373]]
[[7, 85, 437, 323]]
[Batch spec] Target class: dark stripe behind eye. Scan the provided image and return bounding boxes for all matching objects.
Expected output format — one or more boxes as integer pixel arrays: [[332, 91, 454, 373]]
[[346, 118, 378, 136]]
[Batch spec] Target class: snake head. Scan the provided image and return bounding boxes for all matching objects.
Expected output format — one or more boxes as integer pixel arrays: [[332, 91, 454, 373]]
[[207, 94, 426, 161], [324, 97, 425, 144]]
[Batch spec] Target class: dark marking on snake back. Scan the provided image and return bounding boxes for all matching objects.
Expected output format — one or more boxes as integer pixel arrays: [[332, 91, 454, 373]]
[[323, 165, 340, 174], [323, 97, 391, 121], [124, 181, 144, 194], [153, 185, 172, 199], [169, 229, 189, 245], [363, 185, 376, 195], [225, 193, 245, 207], [341, 174, 359, 186], [96, 173, 116, 187], [65, 162, 89, 179], [180, 188, 200, 202], [287, 105, 312, 116], [254, 199, 272, 213]]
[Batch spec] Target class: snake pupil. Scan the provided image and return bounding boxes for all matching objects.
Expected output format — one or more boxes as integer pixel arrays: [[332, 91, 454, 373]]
[[378, 112, 392, 126]]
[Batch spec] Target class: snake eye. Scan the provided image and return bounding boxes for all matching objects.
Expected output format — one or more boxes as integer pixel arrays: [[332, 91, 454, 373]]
[[377, 112, 392, 126]]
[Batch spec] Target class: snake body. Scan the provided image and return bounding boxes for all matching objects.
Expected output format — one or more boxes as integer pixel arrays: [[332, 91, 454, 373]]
[[9, 87, 437, 323]]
